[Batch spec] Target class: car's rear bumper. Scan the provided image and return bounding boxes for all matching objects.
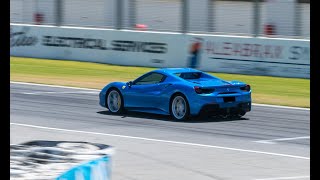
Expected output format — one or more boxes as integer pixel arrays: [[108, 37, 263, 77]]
[[188, 92, 251, 116], [199, 102, 251, 116]]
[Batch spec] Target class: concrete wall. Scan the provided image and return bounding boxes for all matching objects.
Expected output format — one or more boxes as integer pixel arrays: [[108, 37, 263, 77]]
[[10, 24, 309, 78]]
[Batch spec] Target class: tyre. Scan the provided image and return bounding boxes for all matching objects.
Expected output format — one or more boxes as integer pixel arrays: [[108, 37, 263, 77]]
[[170, 94, 190, 120], [106, 88, 124, 113]]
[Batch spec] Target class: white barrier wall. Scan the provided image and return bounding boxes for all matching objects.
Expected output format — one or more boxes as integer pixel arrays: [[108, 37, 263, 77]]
[[188, 34, 310, 78], [10, 24, 309, 78], [10, 24, 186, 68]]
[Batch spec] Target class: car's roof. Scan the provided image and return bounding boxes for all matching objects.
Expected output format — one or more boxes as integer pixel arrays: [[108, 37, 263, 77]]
[[154, 68, 201, 75]]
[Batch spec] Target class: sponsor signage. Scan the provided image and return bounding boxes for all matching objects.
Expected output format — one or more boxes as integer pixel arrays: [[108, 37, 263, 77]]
[[188, 36, 310, 78], [42, 36, 167, 53], [10, 24, 181, 67], [10, 141, 113, 180], [10, 24, 309, 78], [10, 27, 38, 47]]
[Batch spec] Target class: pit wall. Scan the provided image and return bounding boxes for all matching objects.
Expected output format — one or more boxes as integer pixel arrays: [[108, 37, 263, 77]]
[[10, 23, 310, 78]]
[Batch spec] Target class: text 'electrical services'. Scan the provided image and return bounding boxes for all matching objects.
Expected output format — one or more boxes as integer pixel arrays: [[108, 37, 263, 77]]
[[42, 36, 167, 54]]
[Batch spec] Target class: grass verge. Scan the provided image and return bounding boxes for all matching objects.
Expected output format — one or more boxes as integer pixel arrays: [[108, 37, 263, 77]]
[[10, 56, 310, 108]]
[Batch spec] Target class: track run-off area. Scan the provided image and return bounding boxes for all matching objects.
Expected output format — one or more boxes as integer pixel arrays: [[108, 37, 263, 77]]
[[10, 82, 310, 180]]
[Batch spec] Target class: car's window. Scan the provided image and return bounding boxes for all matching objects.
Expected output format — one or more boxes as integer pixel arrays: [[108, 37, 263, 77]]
[[134, 73, 166, 85], [175, 72, 202, 79]]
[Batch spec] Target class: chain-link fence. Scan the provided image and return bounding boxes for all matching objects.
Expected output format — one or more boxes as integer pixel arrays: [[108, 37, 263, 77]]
[[10, 0, 310, 39]]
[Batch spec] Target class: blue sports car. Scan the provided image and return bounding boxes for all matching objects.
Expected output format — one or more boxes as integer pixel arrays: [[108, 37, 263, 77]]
[[99, 68, 251, 120]]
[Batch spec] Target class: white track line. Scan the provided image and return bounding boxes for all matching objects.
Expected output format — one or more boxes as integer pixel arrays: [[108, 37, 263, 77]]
[[10, 122, 309, 160], [254, 136, 310, 144], [254, 175, 310, 180], [10, 81, 310, 110], [252, 103, 309, 111], [10, 81, 100, 92], [21, 91, 98, 95]]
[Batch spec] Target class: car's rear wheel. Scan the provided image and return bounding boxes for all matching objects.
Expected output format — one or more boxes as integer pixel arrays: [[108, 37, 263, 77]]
[[106, 88, 124, 113], [170, 94, 190, 120]]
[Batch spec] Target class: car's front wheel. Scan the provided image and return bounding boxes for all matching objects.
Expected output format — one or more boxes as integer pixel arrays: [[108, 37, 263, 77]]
[[106, 88, 124, 113], [170, 94, 190, 120]]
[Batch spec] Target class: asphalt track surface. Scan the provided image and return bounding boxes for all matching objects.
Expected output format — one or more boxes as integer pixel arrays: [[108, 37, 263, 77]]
[[10, 82, 310, 180]]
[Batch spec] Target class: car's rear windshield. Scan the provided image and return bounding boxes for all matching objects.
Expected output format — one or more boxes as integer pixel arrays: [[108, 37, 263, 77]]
[[174, 72, 202, 79]]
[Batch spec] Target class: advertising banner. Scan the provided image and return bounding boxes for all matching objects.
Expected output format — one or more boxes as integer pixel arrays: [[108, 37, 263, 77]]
[[10, 140, 114, 180], [56, 156, 112, 180], [10, 24, 309, 78], [186, 35, 309, 78], [10, 24, 186, 68]]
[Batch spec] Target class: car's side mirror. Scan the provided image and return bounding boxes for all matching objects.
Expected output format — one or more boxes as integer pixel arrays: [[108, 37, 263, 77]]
[[127, 81, 133, 87]]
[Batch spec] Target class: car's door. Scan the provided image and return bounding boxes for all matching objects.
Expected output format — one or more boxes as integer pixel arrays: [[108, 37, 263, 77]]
[[123, 72, 167, 108]]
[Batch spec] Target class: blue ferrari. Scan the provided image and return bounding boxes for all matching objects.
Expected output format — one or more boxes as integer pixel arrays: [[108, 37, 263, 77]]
[[99, 68, 251, 120]]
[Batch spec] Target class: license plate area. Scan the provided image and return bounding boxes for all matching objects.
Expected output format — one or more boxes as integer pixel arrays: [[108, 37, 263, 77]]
[[223, 96, 235, 103]]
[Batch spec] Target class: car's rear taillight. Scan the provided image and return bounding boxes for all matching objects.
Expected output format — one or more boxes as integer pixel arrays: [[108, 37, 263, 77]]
[[194, 86, 215, 94], [240, 84, 251, 92]]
